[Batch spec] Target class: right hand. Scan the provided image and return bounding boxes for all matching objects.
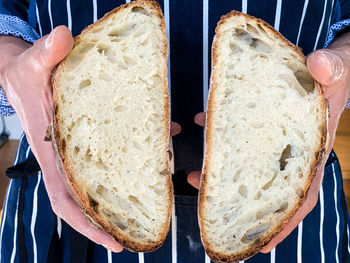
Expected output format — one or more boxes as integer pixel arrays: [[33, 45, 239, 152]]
[[0, 26, 124, 252]]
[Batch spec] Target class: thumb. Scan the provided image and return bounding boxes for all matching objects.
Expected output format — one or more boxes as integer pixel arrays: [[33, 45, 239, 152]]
[[26, 25, 74, 72], [307, 50, 345, 87]]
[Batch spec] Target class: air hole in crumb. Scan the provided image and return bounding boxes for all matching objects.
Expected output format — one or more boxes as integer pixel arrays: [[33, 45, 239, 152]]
[[275, 202, 288, 213], [295, 129, 305, 139], [279, 73, 306, 97], [108, 24, 136, 38], [250, 121, 264, 129], [298, 168, 304, 178], [256, 207, 274, 219], [99, 73, 112, 81], [66, 134, 71, 142], [257, 24, 268, 34], [61, 139, 66, 152], [129, 230, 145, 239], [131, 6, 150, 16], [96, 158, 108, 170], [79, 79, 91, 89], [74, 146, 80, 155], [250, 38, 272, 53], [114, 105, 127, 112], [67, 43, 94, 68], [262, 173, 277, 190], [279, 144, 292, 171], [104, 120, 111, 124], [111, 38, 121, 42], [238, 185, 247, 198], [85, 148, 92, 162], [112, 215, 128, 230], [128, 195, 149, 219], [206, 196, 213, 202], [132, 141, 142, 151], [294, 70, 314, 93], [246, 102, 256, 109], [241, 223, 271, 243], [233, 169, 242, 182], [252, 53, 268, 59], [246, 23, 259, 35], [229, 42, 243, 53], [254, 191, 262, 200], [87, 194, 99, 213], [296, 187, 304, 198], [97, 44, 116, 63], [123, 55, 136, 66]]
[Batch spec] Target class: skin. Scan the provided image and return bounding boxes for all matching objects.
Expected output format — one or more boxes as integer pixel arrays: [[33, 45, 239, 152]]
[[0, 26, 181, 252], [188, 31, 350, 252]]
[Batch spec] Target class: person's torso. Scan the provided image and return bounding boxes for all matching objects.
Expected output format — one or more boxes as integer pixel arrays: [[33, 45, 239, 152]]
[[33, 0, 339, 194]]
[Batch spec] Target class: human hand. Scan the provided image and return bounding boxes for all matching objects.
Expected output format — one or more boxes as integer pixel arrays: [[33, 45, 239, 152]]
[[259, 31, 350, 252], [0, 26, 182, 252], [188, 31, 350, 251]]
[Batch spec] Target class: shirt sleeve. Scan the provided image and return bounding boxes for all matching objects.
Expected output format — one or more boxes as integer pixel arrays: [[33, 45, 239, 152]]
[[0, 1, 39, 116]]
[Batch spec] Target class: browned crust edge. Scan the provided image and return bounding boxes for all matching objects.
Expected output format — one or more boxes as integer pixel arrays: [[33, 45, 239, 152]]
[[51, 0, 173, 252], [198, 10, 328, 263]]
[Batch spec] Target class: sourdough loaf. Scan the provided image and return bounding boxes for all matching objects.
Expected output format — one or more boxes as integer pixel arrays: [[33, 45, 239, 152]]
[[199, 11, 327, 262], [51, 0, 172, 252]]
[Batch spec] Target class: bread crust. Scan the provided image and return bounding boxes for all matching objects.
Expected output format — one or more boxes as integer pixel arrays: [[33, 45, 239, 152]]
[[199, 10, 328, 262], [51, 0, 172, 252]]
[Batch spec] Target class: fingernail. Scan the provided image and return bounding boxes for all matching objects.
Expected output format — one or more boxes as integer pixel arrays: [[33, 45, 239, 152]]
[[45, 27, 57, 49], [104, 245, 122, 253], [318, 50, 345, 82]]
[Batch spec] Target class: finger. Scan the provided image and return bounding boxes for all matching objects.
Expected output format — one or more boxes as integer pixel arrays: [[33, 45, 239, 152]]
[[187, 171, 201, 189], [194, 112, 206, 127], [170, 122, 181, 136], [53, 195, 124, 253], [45, 177, 123, 252], [40, 152, 123, 252], [307, 50, 347, 97], [23, 26, 74, 73]]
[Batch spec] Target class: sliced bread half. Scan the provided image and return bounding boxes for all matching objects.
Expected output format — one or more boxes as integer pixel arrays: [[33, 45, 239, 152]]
[[51, 0, 172, 252], [199, 11, 327, 262]]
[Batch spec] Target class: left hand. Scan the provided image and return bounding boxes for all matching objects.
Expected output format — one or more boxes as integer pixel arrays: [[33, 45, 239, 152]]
[[188, 31, 350, 252]]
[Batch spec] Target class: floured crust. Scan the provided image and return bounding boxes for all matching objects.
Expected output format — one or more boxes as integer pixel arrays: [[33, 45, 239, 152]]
[[51, 0, 172, 252], [199, 10, 328, 262]]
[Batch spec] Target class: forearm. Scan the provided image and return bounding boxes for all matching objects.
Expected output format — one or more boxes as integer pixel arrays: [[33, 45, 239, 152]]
[[329, 31, 350, 50]]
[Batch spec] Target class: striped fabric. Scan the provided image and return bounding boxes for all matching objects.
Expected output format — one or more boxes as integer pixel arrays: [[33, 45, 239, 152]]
[[0, 0, 350, 262]]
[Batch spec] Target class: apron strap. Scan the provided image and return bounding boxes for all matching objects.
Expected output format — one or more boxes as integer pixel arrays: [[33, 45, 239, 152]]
[[46, 215, 62, 263], [6, 158, 41, 179]]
